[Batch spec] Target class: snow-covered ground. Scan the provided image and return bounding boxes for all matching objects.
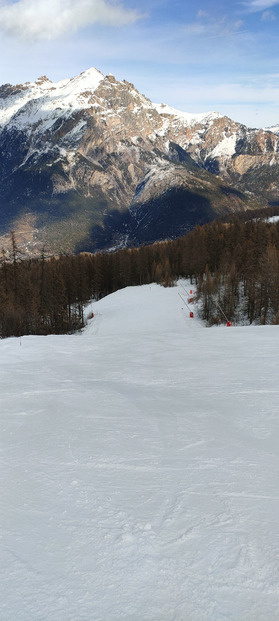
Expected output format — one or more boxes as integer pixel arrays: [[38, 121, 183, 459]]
[[266, 215, 279, 224], [1, 282, 279, 621]]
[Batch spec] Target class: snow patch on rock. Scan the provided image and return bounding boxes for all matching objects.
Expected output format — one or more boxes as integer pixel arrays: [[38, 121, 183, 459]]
[[152, 102, 222, 126], [210, 133, 237, 158]]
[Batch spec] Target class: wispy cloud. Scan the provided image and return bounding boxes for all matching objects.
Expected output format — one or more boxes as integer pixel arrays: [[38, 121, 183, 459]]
[[243, 0, 279, 12], [184, 12, 244, 39], [261, 9, 276, 18], [0, 0, 142, 41], [196, 10, 208, 19], [149, 76, 279, 127]]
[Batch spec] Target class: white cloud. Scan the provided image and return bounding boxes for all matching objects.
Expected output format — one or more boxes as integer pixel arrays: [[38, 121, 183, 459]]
[[153, 79, 279, 127], [184, 14, 244, 39], [0, 0, 142, 41], [196, 10, 208, 18], [261, 9, 276, 18], [244, 0, 279, 11]]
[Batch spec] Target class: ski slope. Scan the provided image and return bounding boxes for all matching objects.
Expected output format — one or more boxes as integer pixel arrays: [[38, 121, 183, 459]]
[[1, 282, 279, 621]]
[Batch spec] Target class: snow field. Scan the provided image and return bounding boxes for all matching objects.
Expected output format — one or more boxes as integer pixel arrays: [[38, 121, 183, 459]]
[[1, 282, 279, 620]]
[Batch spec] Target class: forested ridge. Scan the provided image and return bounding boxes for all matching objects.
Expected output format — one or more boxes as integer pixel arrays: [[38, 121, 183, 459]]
[[1, 209, 279, 337]]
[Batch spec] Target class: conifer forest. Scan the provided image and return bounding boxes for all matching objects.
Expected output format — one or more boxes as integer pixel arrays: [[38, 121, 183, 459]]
[[1, 210, 279, 338]]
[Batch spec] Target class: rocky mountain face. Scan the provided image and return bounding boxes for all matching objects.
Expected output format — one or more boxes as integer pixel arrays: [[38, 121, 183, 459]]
[[0, 67, 278, 255]]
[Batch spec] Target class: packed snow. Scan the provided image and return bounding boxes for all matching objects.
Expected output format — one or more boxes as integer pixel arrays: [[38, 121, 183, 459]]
[[1, 282, 279, 620]]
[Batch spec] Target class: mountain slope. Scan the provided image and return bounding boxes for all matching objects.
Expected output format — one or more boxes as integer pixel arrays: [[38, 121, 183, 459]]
[[0, 68, 278, 253], [1, 282, 279, 620]]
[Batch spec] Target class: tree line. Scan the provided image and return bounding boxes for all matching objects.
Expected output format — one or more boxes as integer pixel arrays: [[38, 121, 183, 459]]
[[0, 234, 177, 338], [194, 218, 279, 325], [1, 213, 279, 337]]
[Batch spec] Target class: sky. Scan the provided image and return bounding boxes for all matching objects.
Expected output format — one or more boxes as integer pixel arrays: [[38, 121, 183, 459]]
[[0, 0, 279, 128]]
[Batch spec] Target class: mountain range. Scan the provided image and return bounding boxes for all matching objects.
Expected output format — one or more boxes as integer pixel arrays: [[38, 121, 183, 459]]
[[0, 67, 279, 255]]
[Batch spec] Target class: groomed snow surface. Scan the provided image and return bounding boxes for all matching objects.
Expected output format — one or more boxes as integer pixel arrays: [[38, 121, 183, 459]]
[[1, 282, 279, 621]]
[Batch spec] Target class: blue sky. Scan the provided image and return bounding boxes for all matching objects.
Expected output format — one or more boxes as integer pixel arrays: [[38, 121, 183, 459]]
[[0, 0, 279, 127]]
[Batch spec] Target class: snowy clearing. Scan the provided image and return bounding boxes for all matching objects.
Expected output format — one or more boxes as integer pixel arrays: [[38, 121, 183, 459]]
[[265, 215, 279, 224], [1, 282, 279, 620]]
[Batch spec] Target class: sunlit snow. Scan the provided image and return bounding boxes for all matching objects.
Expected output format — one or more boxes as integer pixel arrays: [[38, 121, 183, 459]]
[[152, 102, 222, 126], [210, 133, 237, 158], [0, 68, 104, 129], [266, 215, 279, 224], [1, 282, 279, 620], [265, 125, 279, 135]]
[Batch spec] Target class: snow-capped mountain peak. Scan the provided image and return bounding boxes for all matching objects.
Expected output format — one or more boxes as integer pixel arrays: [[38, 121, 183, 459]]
[[0, 67, 105, 130], [0, 66, 279, 256]]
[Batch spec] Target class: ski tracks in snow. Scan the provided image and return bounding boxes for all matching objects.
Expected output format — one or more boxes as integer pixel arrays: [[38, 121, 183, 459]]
[[1, 283, 279, 619]]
